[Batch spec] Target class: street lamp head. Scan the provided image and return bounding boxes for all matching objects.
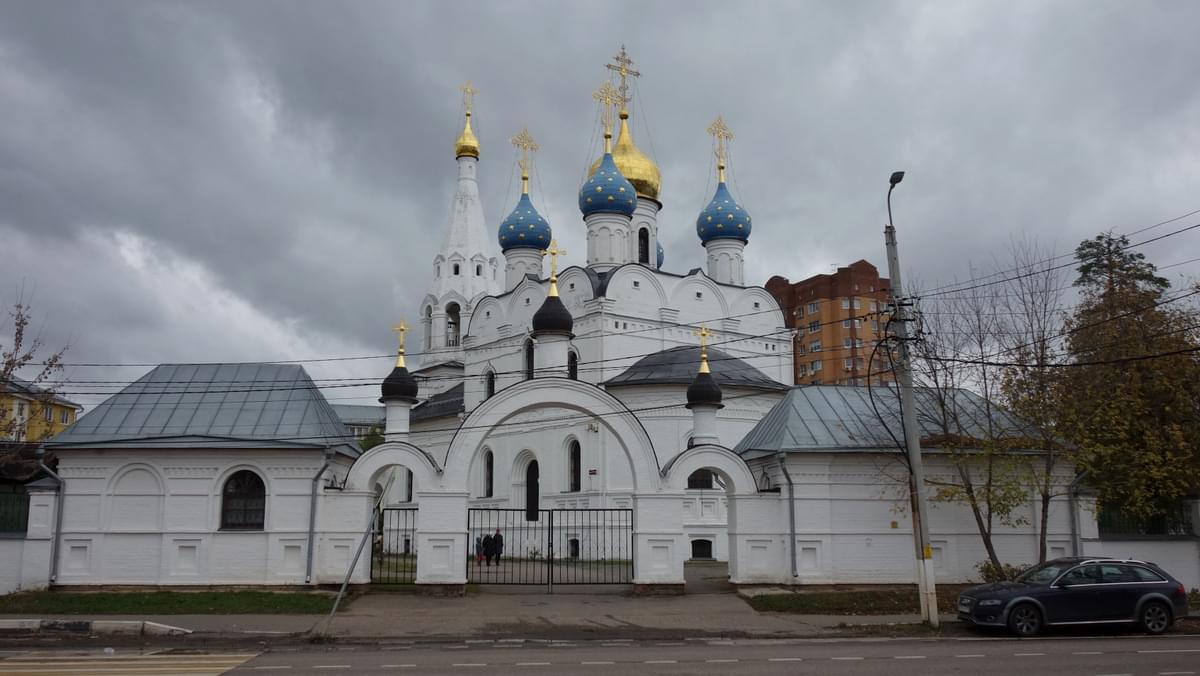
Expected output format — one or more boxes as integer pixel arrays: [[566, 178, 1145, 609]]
[[889, 171, 905, 187]]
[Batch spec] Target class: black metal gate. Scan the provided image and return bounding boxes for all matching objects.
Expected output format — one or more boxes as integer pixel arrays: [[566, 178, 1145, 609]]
[[467, 508, 633, 589], [371, 507, 417, 584]]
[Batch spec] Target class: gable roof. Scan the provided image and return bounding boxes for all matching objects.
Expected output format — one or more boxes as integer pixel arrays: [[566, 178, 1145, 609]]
[[605, 346, 788, 392], [3, 376, 81, 410], [411, 382, 465, 422], [44, 363, 359, 457], [734, 384, 1042, 460], [330, 404, 385, 427]]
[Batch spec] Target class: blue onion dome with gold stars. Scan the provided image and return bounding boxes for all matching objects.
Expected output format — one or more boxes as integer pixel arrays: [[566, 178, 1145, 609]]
[[498, 193, 552, 252], [579, 152, 637, 217], [656, 241, 664, 268], [696, 182, 752, 244]]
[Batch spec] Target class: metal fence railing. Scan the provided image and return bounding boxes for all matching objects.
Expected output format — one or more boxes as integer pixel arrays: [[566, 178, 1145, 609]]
[[1098, 504, 1196, 537], [0, 488, 30, 535]]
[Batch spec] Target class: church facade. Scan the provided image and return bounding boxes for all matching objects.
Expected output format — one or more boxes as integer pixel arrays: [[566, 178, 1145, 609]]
[[1, 50, 1098, 594]]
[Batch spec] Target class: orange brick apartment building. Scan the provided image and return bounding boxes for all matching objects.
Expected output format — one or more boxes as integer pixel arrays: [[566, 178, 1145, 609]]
[[766, 260, 895, 386]]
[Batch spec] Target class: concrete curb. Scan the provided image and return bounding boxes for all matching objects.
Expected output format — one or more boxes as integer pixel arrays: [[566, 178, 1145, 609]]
[[0, 619, 191, 636]]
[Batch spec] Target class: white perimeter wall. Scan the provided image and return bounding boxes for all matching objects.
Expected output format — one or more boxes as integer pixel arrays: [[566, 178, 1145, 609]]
[[1087, 538, 1200, 590], [50, 448, 354, 587]]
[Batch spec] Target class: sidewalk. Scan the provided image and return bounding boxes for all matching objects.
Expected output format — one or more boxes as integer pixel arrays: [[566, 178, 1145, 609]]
[[0, 590, 948, 642]]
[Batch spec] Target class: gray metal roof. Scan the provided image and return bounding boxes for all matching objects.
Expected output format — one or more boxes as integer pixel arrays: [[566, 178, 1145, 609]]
[[605, 346, 788, 392], [411, 383, 465, 422], [734, 385, 1042, 459], [3, 375, 81, 409], [45, 364, 359, 457], [330, 404, 386, 426]]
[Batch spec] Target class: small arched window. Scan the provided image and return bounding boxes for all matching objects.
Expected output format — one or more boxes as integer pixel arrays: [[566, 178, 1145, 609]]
[[221, 470, 265, 530], [568, 440, 582, 492], [483, 450, 494, 498], [453, 263, 460, 276], [475, 264, 482, 276], [567, 351, 578, 380], [524, 339, 535, 381], [638, 228, 650, 264], [484, 370, 496, 399]]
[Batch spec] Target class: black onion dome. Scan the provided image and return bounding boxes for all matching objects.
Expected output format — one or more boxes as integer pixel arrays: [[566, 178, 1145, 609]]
[[686, 370, 724, 408], [380, 365, 419, 402], [531, 294, 574, 335]]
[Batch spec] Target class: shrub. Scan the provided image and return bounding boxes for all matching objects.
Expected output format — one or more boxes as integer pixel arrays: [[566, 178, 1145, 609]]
[[976, 560, 1025, 583]]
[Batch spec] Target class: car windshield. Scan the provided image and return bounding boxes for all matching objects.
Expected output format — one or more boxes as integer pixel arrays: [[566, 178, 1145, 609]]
[[1015, 561, 1073, 585]]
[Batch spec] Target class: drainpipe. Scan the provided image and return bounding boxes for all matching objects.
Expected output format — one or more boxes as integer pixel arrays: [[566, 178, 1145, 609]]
[[305, 446, 335, 584], [777, 453, 797, 579], [1067, 471, 1088, 557], [35, 446, 64, 583]]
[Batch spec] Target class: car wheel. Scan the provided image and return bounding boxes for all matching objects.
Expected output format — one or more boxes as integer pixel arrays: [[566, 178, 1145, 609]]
[[1007, 603, 1042, 637], [1140, 601, 1172, 635]]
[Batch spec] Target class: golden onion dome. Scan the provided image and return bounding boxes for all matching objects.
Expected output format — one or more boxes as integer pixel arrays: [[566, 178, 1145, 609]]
[[588, 111, 660, 200], [454, 112, 480, 159]]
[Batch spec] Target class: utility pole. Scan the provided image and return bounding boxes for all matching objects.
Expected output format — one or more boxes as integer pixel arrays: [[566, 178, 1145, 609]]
[[884, 171, 939, 627]]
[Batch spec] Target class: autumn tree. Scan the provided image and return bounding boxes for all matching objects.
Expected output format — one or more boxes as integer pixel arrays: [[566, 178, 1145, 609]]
[[1058, 232, 1200, 521], [2, 299, 68, 443]]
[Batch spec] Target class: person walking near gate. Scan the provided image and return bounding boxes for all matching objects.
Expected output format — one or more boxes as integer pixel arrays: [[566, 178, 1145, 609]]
[[481, 532, 494, 566], [489, 528, 504, 566], [474, 535, 483, 565]]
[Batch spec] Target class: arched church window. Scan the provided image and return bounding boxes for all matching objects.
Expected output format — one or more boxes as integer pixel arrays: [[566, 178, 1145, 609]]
[[405, 469, 414, 502], [524, 339, 534, 381], [453, 263, 460, 276], [475, 264, 482, 276], [484, 370, 496, 399], [220, 470, 265, 530], [638, 228, 650, 264], [424, 306, 433, 351], [568, 440, 581, 493], [567, 351, 578, 380], [525, 460, 540, 521], [687, 469, 715, 490], [483, 450, 494, 498], [445, 303, 461, 347]]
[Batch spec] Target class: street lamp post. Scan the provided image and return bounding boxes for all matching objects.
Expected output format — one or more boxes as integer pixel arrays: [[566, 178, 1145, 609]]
[[884, 171, 939, 626]]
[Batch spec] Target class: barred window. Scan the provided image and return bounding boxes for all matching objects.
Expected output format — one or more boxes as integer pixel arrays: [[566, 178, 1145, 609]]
[[220, 470, 265, 530]]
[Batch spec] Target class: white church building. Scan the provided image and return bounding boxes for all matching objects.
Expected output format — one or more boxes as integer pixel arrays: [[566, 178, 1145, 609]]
[[2, 52, 1122, 595]]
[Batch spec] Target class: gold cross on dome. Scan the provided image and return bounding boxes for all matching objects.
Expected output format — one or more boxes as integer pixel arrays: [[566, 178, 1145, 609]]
[[391, 320, 408, 367], [542, 239, 567, 280], [510, 127, 539, 192], [592, 81, 622, 138], [605, 45, 641, 111], [694, 324, 713, 373], [459, 81, 478, 114], [706, 116, 733, 179]]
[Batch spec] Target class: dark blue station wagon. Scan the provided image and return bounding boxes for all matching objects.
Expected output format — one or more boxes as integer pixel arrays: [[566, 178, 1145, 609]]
[[958, 557, 1190, 636]]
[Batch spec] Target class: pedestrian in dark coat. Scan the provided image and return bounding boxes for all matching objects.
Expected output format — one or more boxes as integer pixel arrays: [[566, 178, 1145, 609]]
[[490, 528, 504, 566], [474, 536, 483, 565], [481, 533, 494, 566]]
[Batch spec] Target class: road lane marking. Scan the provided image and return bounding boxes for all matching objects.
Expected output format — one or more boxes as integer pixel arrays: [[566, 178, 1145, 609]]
[[581, 661, 615, 665], [1015, 652, 1046, 656], [832, 656, 864, 660], [253, 669, 293, 672], [1159, 672, 1196, 675], [1140, 650, 1200, 654], [645, 660, 678, 664], [769, 657, 804, 662], [956, 654, 986, 658], [312, 667, 351, 671], [895, 655, 927, 659], [706, 659, 739, 663]]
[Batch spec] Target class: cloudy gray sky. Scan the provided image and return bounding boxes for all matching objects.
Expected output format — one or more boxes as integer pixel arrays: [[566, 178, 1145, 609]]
[[3, 0, 1198, 407]]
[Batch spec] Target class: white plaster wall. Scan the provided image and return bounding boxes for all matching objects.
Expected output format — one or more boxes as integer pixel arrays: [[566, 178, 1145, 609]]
[[51, 448, 356, 587], [747, 452, 1079, 585], [0, 539, 24, 593], [1086, 538, 1200, 590]]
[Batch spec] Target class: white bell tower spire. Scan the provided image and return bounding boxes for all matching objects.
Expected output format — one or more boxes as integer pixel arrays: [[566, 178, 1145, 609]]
[[421, 81, 501, 367]]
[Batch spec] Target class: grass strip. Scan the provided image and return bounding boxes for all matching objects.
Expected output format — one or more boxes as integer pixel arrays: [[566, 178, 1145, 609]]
[[0, 590, 342, 615]]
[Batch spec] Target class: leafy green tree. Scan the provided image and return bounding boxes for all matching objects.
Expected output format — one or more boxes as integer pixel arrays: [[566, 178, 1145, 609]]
[[1059, 233, 1200, 520], [358, 426, 385, 451]]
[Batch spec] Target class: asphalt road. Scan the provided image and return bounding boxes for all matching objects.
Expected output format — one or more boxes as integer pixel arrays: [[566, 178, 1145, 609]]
[[4, 634, 1199, 675], [224, 634, 1200, 675]]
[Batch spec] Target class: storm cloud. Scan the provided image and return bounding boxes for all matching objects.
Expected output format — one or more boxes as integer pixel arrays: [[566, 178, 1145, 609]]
[[2, 0, 1198, 406]]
